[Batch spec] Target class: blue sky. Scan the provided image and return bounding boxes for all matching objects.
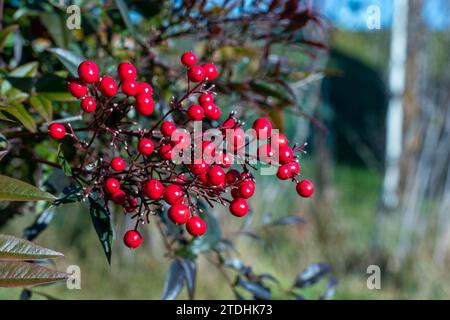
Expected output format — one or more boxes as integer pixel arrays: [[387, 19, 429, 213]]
[[316, 0, 450, 31]]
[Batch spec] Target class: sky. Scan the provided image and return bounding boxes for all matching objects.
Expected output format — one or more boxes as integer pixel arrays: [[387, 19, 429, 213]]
[[315, 0, 450, 31]]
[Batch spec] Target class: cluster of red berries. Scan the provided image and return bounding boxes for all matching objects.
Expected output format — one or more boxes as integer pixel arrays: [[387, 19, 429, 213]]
[[47, 51, 314, 250]]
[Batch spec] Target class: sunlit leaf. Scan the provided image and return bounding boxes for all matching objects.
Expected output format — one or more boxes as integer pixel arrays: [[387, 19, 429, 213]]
[[0, 175, 56, 202], [48, 48, 84, 77], [30, 95, 53, 122], [0, 25, 18, 51], [0, 261, 67, 287], [9, 62, 39, 77], [0, 234, 63, 261], [1, 102, 36, 132]]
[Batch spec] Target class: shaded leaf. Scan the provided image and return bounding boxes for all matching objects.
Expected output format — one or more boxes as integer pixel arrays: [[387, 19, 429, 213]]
[[237, 278, 272, 300], [48, 48, 84, 77], [30, 95, 53, 122], [0, 234, 63, 261], [88, 197, 114, 264], [294, 263, 331, 288], [161, 259, 185, 300], [57, 144, 72, 176], [270, 216, 306, 226], [320, 276, 338, 300], [179, 258, 196, 300], [23, 206, 57, 241], [0, 175, 56, 202], [0, 261, 67, 287]]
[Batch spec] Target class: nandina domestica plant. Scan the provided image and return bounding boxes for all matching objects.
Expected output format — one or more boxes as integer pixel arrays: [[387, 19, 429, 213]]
[[50, 53, 314, 248]]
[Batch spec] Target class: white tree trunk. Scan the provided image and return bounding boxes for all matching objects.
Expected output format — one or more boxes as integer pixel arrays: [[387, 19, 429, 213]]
[[381, 0, 409, 209]]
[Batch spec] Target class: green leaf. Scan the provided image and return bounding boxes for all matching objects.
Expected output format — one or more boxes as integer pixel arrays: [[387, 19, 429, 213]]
[[0, 234, 63, 261], [0, 261, 68, 287], [0, 25, 18, 51], [48, 48, 84, 77], [30, 95, 53, 122], [0, 175, 56, 202], [89, 197, 114, 265], [9, 62, 39, 77], [1, 102, 36, 132], [57, 144, 72, 177], [40, 92, 75, 102], [40, 12, 68, 49]]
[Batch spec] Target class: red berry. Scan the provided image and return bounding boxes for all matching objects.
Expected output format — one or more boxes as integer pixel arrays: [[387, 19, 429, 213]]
[[202, 140, 216, 163], [160, 144, 173, 160], [238, 180, 255, 199], [257, 144, 276, 163], [181, 52, 197, 67], [118, 62, 137, 81], [123, 230, 142, 249], [163, 184, 184, 205], [252, 118, 272, 140], [121, 79, 139, 96], [145, 179, 164, 199], [160, 121, 176, 137], [137, 82, 153, 95], [172, 174, 187, 184], [207, 165, 225, 186], [186, 216, 206, 236], [198, 93, 213, 105], [168, 204, 190, 224], [187, 104, 204, 121], [190, 160, 208, 175], [171, 130, 191, 149], [68, 79, 88, 98], [197, 172, 208, 184], [202, 63, 218, 81], [226, 127, 245, 151], [220, 153, 233, 168], [296, 180, 314, 198], [110, 157, 125, 172], [288, 161, 300, 176], [203, 103, 221, 120], [77, 60, 99, 83], [222, 118, 236, 130], [272, 132, 288, 148], [135, 94, 154, 116], [99, 76, 117, 97], [277, 164, 292, 180], [80, 96, 96, 113], [279, 146, 294, 165], [188, 65, 205, 82], [225, 169, 240, 184], [138, 138, 154, 156], [104, 178, 120, 194], [112, 189, 127, 204], [231, 188, 240, 198], [229, 198, 249, 217], [48, 123, 66, 140], [124, 197, 138, 212]]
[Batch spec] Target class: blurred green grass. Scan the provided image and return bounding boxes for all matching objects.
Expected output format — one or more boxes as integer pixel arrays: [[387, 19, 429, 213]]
[[0, 163, 403, 300]]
